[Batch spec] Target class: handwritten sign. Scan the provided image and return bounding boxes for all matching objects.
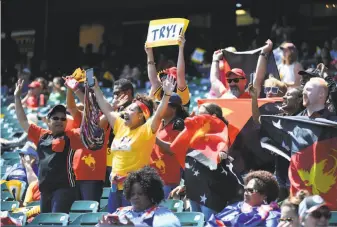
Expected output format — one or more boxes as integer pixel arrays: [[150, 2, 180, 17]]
[[191, 48, 206, 63], [146, 18, 189, 48]]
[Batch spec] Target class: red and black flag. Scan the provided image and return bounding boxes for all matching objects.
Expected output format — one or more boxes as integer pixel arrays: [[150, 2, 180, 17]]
[[260, 115, 337, 210], [198, 98, 282, 173], [170, 114, 243, 212]]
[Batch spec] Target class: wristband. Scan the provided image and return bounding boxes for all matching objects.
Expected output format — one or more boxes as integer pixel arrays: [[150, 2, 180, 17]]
[[148, 61, 156, 65], [213, 60, 220, 63], [260, 52, 268, 59], [164, 93, 172, 97]]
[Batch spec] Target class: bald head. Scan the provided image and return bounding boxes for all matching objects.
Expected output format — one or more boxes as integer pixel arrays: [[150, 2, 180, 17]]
[[303, 77, 328, 108]]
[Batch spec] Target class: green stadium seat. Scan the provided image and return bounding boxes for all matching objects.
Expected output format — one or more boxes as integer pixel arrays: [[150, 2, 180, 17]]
[[1, 191, 15, 201], [1, 201, 19, 211], [26, 201, 40, 207], [99, 199, 108, 211], [99, 187, 110, 211], [28, 213, 69, 226], [10, 212, 27, 226], [175, 212, 205, 227], [101, 187, 110, 199], [69, 212, 84, 223], [69, 212, 108, 226], [1, 181, 9, 191], [330, 211, 337, 225], [160, 199, 184, 212], [70, 200, 99, 213]]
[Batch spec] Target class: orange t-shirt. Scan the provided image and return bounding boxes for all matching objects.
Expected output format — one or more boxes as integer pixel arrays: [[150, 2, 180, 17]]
[[71, 111, 107, 181], [239, 92, 251, 98], [150, 121, 182, 185]]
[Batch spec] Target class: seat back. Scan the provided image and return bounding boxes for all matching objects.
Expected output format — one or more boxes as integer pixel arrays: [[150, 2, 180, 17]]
[[101, 187, 110, 199], [70, 200, 99, 213], [175, 212, 205, 227], [28, 213, 69, 226], [330, 211, 337, 225], [160, 199, 184, 212], [26, 201, 40, 207], [10, 212, 27, 226], [1, 191, 15, 201], [1, 201, 19, 211], [70, 212, 108, 226]]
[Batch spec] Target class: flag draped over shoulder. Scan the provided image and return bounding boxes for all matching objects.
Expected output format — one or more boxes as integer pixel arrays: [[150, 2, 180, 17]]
[[222, 47, 280, 86], [80, 84, 105, 151], [170, 114, 229, 170], [260, 115, 337, 209]]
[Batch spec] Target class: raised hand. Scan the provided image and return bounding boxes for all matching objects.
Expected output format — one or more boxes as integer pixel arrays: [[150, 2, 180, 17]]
[[262, 39, 273, 54], [144, 43, 153, 55], [14, 79, 24, 97], [112, 94, 129, 111], [248, 83, 258, 99], [63, 76, 79, 90], [212, 50, 223, 61], [162, 75, 176, 96], [178, 34, 186, 48]]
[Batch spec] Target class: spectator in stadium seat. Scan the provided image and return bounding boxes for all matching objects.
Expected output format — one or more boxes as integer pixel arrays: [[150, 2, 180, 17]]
[[97, 166, 181, 227], [92, 74, 176, 213], [146, 34, 190, 110], [206, 170, 280, 227], [14, 78, 84, 213], [150, 93, 188, 198]]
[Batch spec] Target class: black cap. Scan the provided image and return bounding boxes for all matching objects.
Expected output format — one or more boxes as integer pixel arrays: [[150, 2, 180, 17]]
[[47, 104, 67, 118], [168, 93, 182, 106], [298, 68, 320, 78]]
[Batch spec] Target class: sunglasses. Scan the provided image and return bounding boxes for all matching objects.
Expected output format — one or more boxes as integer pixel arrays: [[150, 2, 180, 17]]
[[227, 77, 245, 83], [279, 217, 293, 223], [50, 116, 67, 121], [264, 86, 282, 95], [311, 209, 331, 219], [244, 187, 259, 194]]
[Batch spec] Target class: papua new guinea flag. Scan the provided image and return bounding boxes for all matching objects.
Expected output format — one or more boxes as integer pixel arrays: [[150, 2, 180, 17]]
[[260, 115, 337, 209]]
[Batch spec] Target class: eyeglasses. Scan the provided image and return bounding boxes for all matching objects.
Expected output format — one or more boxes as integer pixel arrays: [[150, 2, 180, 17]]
[[279, 217, 293, 223], [244, 187, 259, 194], [50, 116, 67, 121], [227, 77, 245, 83], [311, 209, 331, 219], [264, 86, 282, 94]]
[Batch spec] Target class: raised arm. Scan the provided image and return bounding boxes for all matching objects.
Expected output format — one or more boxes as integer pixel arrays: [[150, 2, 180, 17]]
[[248, 83, 261, 125], [63, 76, 85, 104], [253, 39, 273, 96], [150, 75, 176, 133], [176, 35, 187, 90], [156, 137, 174, 156], [145, 44, 161, 97], [66, 88, 80, 117], [210, 50, 227, 97], [14, 79, 31, 132], [92, 79, 119, 128]]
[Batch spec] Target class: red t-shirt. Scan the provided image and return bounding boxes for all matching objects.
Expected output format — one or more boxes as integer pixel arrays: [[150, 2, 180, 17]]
[[239, 92, 251, 98], [26, 96, 39, 108], [71, 111, 107, 181], [150, 121, 182, 185]]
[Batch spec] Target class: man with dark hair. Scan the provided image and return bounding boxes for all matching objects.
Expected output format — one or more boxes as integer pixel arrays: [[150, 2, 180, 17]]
[[113, 78, 134, 103]]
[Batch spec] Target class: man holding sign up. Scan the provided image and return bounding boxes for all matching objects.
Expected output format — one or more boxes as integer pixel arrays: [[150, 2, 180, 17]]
[[145, 18, 190, 110]]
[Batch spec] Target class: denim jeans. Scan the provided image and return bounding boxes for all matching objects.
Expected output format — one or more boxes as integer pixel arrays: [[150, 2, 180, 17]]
[[189, 200, 216, 222], [76, 180, 103, 203], [40, 187, 76, 213], [107, 190, 130, 213]]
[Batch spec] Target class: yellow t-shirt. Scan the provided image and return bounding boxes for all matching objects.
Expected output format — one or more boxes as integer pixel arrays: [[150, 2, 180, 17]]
[[154, 86, 190, 106], [110, 116, 156, 187]]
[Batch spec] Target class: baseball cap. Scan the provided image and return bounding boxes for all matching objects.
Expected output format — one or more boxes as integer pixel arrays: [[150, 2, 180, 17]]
[[226, 68, 246, 78], [18, 141, 38, 159], [298, 195, 326, 219], [168, 93, 182, 106], [47, 104, 67, 118], [28, 81, 41, 88], [298, 68, 320, 78], [280, 42, 296, 50]]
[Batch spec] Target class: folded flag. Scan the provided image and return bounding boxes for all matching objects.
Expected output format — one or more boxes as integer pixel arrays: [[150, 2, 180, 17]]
[[260, 115, 337, 209]]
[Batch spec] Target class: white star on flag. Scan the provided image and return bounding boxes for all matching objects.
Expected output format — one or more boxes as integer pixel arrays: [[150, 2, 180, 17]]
[[193, 170, 200, 176], [200, 194, 207, 204], [272, 119, 282, 129], [221, 167, 228, 175]]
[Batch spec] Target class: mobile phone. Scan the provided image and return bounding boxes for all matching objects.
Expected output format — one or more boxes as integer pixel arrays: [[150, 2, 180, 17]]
[[107, 214, 120, 224], [86, 68, 95, 87]]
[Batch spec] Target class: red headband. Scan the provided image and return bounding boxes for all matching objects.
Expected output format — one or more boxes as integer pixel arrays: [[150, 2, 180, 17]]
[[135, 101, 151, 120]]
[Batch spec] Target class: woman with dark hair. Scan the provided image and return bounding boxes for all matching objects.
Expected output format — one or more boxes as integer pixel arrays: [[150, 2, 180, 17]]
[[168, 103, 243, 221], [97, 166, 181, 227], [151, 93, 189, 198], [93, 75, 176, 213], [207, 170, 281, 227]]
